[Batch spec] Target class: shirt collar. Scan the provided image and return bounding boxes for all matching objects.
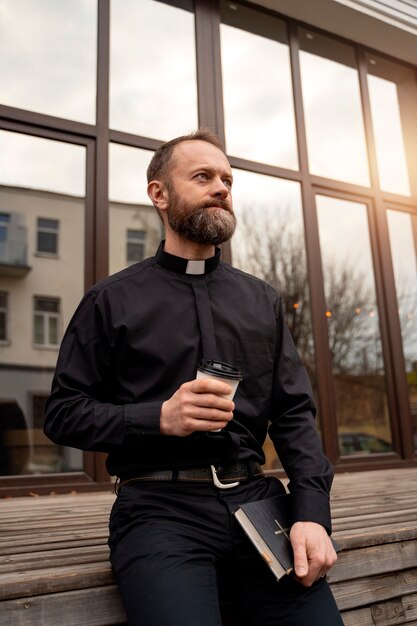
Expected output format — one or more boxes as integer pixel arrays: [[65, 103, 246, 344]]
[[155, 241, 221, 275]]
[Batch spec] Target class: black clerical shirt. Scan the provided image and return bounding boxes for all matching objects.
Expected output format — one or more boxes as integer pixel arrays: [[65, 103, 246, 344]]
[[45, 242, 333, 531]]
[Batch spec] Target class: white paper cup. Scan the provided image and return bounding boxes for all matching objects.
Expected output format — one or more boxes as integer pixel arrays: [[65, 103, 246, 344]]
[[196, 360, 243, 430]]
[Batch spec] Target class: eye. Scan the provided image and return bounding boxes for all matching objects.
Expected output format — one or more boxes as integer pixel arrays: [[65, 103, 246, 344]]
[[223, 178, 233, 189], [195, 172, 209, 181]]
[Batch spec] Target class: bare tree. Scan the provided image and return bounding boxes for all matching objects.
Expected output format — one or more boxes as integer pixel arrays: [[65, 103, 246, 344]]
[[233, 209, 377, 376]]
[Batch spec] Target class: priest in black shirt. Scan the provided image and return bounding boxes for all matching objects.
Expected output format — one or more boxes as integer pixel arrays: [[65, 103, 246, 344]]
[[45, 129, 343, 625]]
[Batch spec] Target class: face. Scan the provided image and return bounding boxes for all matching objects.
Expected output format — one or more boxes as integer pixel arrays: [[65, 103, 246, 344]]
[[164, 140, 236, 246]]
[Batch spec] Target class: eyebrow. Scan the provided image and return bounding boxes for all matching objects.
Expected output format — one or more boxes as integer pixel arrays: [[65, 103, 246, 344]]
[[191, 164, 233, 180]]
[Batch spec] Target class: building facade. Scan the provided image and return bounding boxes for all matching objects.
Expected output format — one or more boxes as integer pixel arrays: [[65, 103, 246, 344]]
[[0, 0, 416, 494]]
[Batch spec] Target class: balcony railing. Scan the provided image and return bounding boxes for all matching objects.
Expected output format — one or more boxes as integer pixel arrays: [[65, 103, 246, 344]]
[[0, 240, 31, 277]]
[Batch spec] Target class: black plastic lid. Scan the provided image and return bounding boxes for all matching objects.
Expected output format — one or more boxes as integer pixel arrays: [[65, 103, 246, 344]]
[[197, 360, 243, 381]]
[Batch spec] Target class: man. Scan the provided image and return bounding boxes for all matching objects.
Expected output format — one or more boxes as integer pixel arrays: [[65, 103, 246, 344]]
[[45, 129, 343, 625]]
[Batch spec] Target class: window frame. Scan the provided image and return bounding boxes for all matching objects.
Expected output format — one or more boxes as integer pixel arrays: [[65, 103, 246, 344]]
[[0, 291, 9, 343], [126, 228, 146, 264], [36, 217, 60, 257], [0, 0, 417, 497], [33, 296, 60, 348]]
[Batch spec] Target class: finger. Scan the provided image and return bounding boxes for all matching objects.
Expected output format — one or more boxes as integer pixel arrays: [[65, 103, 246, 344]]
[[188, 406, 233, 422], [191, 377, 233, 397], [203, 420, 230, 431], [292, 540, 309, 579], [191, 393, 235, 412]]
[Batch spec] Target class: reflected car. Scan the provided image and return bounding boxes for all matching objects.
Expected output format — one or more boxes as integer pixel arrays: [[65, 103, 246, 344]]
[[339, 432, 392, 455]]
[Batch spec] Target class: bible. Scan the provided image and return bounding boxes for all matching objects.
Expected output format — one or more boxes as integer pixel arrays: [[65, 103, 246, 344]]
[[234, 493, 339, 582]]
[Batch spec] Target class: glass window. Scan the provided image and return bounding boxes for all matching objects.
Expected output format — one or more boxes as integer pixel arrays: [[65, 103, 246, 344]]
[[316, 194, 392, 456], [110, 0, 197, 139], [109, 144, 163, 275], [231, 170, 315, 468], [366, 54, 416, 196], [0, 213, 10, 242], [299, 28, 370, 186], [0, 292, 8, 342], [0, 130, 84, 476], [37, 218, 59, 255], [33, 297, 60, 347], [220, 2, 298, 169], [387, 209, 417, 451], [127, 230, 146, 264], [0, 0, 97, 123]]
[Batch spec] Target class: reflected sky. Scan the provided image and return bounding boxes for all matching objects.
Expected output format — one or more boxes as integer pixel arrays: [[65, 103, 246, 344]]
[[316, 195, 374, 290], [109, 144, 153, 205], [0, 0, 97, 123], [368, 75, 411, 196], [387, 209, 417, 369], [0, 130, 85, 196], [231, 169, 302, 260], [0, 0, 414, 200], [230, 169, 313, 362], [110, 0, 197, 139], [220, 24, 298, 169], [317, 195, 383, 375], [231, 169, 302, 219], [300, 51, 370, 186]]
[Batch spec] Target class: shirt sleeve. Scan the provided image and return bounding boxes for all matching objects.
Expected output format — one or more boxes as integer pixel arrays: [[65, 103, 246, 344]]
[[44, 290, 161, 453], [268, 297, 334, 534]]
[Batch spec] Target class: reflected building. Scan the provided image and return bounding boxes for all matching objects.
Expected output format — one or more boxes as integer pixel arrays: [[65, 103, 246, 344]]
[[0, 181, 161, 475], [0, 0, 417, 493]]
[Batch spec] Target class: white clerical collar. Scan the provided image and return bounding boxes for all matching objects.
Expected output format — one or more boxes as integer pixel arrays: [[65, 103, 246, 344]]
[[155, 241, 221, 275], [185, 260, 206, 275]]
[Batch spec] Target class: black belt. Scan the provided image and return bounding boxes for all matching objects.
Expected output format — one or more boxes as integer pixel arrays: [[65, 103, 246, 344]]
[[116, 460, 264, 493]]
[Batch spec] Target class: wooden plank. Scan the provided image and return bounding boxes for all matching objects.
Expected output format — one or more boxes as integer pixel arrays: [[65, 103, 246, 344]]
[[1, 467, 417, 625], [328, 539, 417, 583], [332, 567, 417, 611], [341, 592, 417, 625], [0, 528, 109, 555], [0, 586, 126, 626], [332, 510, 417, 533], [0, 545, 109, 574], [0, 563, 115, 600], [334, 523, 417, 549]]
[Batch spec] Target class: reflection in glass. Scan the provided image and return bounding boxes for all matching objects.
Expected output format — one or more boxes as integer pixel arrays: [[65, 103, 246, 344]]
[[109, 144, 163, 274], [366, 55, 414, 196], [316, 195, 392, 456], [299, 29, 370, 186], [0, 0, 97, 123], [0, 131, 85, 475], [110, 0, 197, 139], [387, 210, 417, 450], [220, 2, 298, 168], [231, 170, 315, 468]]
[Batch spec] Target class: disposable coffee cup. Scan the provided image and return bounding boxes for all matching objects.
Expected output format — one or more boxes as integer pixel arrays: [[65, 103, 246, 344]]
[[197, 360, 243, 431]]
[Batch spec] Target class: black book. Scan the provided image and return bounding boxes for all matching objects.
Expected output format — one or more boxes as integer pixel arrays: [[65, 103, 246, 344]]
[[234, 494, 339, 582]]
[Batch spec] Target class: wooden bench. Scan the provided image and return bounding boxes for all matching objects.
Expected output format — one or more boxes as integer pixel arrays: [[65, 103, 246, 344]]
[[1, 468, 417, 625]]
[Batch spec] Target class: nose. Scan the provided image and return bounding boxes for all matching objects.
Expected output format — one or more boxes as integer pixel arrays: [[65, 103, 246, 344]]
[[211, 176, 230, 199]]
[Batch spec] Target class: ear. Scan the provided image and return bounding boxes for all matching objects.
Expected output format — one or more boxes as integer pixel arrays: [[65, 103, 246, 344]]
[[147, 180, 169, 213]]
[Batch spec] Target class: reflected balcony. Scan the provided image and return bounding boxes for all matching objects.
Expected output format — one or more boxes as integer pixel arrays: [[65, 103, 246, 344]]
[[0, 240, 31, 277]]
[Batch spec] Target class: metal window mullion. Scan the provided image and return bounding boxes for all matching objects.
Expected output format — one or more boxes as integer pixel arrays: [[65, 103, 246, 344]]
[[288, 21, 339, 463], [357, 47, 414, 459], [94, 0, 110, 284]]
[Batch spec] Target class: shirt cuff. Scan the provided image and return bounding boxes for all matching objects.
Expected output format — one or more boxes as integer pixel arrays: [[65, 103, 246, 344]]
[[291, 488, 332, 534], [124, 402, 162, 436]]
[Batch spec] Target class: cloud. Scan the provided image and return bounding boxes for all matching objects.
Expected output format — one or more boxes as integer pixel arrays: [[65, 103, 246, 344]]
[[0, 0, 96, 123]]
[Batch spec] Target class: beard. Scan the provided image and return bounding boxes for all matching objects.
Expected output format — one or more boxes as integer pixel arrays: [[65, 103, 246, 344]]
[[166, 188, 237, 246]]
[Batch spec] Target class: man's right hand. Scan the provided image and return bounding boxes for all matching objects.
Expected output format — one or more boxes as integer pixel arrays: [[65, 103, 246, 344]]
[[160, 378, 234, 436]]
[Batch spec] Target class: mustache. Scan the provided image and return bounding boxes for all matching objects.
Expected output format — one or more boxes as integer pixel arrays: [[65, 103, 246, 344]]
[[201, 199, 232, 212]]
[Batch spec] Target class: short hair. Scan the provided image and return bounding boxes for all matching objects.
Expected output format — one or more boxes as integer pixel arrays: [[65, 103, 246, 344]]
[[146, 128, 226, 184]]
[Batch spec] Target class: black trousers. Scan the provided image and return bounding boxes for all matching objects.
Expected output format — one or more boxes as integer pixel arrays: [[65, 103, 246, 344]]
[[108, 475, 343, 626]]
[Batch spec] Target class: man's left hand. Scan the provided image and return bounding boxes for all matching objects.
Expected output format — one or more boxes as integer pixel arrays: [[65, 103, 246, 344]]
[[289, 521, 337, 587]]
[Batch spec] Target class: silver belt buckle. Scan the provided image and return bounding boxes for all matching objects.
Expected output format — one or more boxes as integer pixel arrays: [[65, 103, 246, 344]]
[[210, 465, 240, 489]]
